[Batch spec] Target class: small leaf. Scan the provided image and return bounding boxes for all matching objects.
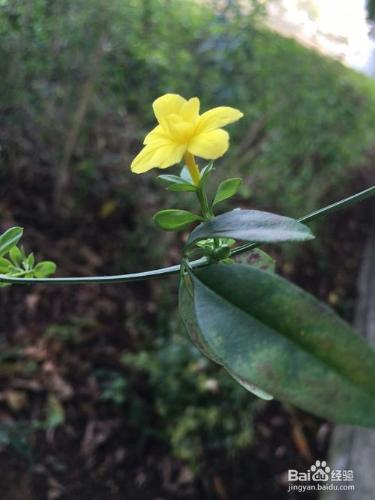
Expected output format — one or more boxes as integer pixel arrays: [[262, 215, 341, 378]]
[[0, 257, 11, 273], [26, 252, 35, 269], [187, 209, 314, 247], [0, 227, 23, 257], [180, 166, 193, 183], [0, 259, 12, 286], [33, 261, 56, 278], [168, 184, 197, 192], [196, 237, 236, 250], [158, 174, 184, 184], [167, 182, 197, 193], [153, 209, 202, 231], [199, 162, 215, 188], [213, 178, 242, 206], [158, 175, 197, 192], [9, 246, 23, 267]]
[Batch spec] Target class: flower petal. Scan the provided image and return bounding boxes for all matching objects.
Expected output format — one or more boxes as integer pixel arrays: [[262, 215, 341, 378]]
[[143, 125, 170, 145], [188, 129, 229, 160], [131, 141, 185, 173], [158, 143, 186, 168], [180, 97, 200, 122], [196, 106, 243, 133], [152, 94, 186, 124]]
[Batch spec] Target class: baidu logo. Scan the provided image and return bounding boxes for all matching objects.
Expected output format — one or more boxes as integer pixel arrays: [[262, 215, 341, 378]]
[[310, 460, 331, 482], [288, 459, 330, 483], [287, 459, 355, 494]]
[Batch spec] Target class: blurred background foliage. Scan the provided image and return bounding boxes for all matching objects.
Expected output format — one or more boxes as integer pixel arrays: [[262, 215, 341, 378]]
[[1, 0, 375, 498], [2, 0, 375, 215]]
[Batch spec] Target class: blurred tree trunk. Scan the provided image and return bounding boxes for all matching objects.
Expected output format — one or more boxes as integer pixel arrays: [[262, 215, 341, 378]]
[[53, 34, 106, 212]]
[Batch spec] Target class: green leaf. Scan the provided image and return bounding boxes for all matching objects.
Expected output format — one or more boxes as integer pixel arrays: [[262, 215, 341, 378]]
[[179, 263, 375, 426], [33, 261, 56, 278], [179, 272, 222, 365], [180, 166, 193, 183], [0, 257, 11, 273], [179, 273, 272, 400], [26, 252, 35, 269], [229, 372, 273, 400], [158, 175, 197, 192], [199, 161, 215, 188], [213, 178, 242, 206], [153, 209, 202, 231], [0, 227, 23, 257], [9, 246, 23, 267], [158, 174, 185, 184], [186, 210, 314, 247], [168, 184, 197, 192]]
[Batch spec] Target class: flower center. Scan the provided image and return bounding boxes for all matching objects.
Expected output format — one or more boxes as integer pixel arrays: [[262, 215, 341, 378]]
[[164, 114, 196, 144]]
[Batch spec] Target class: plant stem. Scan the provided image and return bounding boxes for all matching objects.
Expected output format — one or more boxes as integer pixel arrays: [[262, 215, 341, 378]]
[[196, 185, 212, 220], [1, 185, 374, 285], [184, 152, 201, 186], [185, 153, 211, 220]]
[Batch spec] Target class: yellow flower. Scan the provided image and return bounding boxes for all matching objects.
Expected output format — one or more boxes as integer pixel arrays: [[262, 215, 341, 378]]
[[130, 93, 243, 184]]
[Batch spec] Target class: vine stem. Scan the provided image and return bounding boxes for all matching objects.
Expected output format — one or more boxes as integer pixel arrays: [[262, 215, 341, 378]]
[[0, 185, 374, 286]]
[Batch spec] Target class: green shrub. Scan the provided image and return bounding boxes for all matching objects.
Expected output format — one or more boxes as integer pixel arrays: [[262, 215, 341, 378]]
[[122, 332, 259, 467], [1, 0, 374, 217]]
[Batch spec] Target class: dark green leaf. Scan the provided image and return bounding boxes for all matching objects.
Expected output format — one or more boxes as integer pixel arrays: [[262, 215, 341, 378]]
[[179, 272, 222, 365], [186, 210, 314, 246], [0, 227, 23, 257], [33, 261, 56, 278], [153, 209, 202, 231], [179, 263, 375, 426], [179, 274, 272, 400], [213, 178, 242, 206]]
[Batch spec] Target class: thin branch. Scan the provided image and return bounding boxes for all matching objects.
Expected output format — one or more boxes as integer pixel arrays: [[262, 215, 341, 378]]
[[231, 185, 375, 257], [1, 185, 374, 286]]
